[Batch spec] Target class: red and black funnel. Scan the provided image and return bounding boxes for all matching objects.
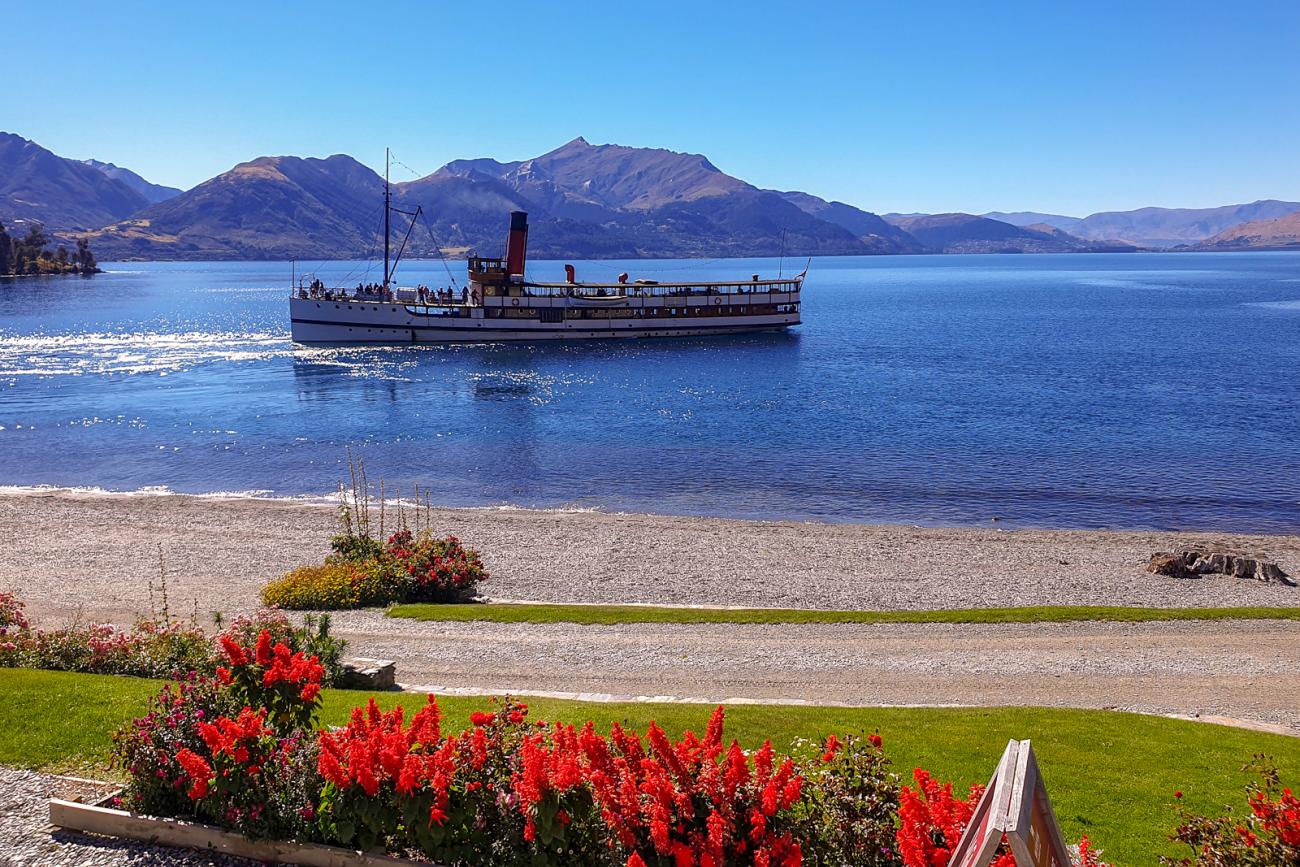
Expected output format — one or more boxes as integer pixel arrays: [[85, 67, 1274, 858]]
[[505, 211, 528, 277]]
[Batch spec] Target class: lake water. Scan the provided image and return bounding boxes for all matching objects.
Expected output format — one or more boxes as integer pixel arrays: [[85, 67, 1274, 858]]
[[1, 252, 1299, 531]]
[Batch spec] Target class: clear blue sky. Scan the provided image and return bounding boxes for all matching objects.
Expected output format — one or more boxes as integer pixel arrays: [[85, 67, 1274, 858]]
[[6, 0, 1298, 216]]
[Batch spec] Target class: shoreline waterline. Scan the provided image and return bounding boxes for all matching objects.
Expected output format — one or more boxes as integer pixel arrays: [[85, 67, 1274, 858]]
[[0, 482, 1293, 535]]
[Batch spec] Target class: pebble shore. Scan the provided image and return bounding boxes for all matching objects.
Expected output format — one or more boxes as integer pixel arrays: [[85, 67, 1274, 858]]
[[3, 490, 1298, 627]]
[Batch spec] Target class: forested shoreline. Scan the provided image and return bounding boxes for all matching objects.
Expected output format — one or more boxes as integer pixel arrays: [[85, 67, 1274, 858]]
[[0, 221, 99, 276]]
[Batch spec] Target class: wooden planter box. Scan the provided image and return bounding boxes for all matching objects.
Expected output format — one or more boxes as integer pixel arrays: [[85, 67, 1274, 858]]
[[49, 798, 430, 867]]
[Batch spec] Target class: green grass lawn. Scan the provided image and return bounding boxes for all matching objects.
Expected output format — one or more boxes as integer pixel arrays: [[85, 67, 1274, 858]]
[[2, 668, 1294, 865], [387, 601, 1300, 626]]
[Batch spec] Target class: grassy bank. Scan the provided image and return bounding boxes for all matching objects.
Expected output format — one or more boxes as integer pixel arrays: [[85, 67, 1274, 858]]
[[3, 668, 1297, 864], [387, 601, 1300, 626]]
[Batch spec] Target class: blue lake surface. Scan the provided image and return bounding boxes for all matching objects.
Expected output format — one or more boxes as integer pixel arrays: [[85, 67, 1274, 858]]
[[1, 252, 1299, 531]]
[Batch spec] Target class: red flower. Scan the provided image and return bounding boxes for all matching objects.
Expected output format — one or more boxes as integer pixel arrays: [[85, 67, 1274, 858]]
[[175, 748, 212, 800], [868, 733, 883, 749], [318, 747, 346, 786], [254, 630, 273, 666], [218, 635, 247, 666]]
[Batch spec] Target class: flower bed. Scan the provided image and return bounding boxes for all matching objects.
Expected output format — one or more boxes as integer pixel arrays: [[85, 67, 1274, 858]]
[[1165, 757, 1300, 865], [261, 529, 489, 610], [106, 630, 1121, 866], [0, 592, 346, 684]]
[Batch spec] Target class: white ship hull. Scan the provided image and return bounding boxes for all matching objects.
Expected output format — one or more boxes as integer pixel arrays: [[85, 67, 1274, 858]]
[[289, 296, 801, 344], [288, 207, 804, 344]]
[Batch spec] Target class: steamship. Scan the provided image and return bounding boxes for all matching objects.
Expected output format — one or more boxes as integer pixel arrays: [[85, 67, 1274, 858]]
[[288, 156, 803, 344]]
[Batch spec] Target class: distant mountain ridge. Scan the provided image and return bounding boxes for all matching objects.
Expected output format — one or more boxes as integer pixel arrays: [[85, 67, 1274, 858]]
[[888, 213, 1132, 254], [81, 159, 182, 205], [982, 211, 1084, 233], [1071, 200, 1300, 248], [87, 137, 921, 260], [981, 201, 1300, 248], [0, 132, 153, 231], [84, 137, 1136, 260], [4, 129, 1297, 261]]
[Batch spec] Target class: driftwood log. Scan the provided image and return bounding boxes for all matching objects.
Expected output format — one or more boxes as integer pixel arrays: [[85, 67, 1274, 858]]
[[1146, 550, 1295, 586]]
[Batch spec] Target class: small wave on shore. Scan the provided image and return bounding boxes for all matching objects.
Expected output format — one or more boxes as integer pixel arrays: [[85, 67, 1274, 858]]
[[0, 483, 296, 501], [0, 484, 619, 519]]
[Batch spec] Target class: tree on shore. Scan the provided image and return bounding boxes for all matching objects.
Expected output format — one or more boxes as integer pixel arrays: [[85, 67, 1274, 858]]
[[75, 236, 97, 272], [0, 222, 11, 275], [0, 220, 100, 276]]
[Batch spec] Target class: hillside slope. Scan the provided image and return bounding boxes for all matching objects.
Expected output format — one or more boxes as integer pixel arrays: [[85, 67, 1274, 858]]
[[0, 132, 151, 231], [87, 155, 385, 259], [1193, 211, 1300, 250]]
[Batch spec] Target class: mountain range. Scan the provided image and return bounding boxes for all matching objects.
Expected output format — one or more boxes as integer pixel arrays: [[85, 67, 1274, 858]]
[[884, 213, 1133, 254], [1, 130, 1297, 261], [0, 132, 159, 232], [982, 201, 1300, 248]]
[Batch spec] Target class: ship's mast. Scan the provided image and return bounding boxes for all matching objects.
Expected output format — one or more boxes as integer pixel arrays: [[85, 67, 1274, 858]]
[[383, 147, 391, 291]]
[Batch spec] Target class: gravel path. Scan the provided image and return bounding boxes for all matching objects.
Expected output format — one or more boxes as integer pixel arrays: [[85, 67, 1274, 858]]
[[3, 491, 1298, 627], [331, 611, 1300, 731], [0, 768, 253, 866]]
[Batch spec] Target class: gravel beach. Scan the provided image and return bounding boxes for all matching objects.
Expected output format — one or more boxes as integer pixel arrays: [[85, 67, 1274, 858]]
[[3, 489, 1298, 624]]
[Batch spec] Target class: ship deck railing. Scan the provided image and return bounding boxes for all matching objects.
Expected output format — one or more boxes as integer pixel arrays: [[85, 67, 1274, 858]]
[[492, 279, 802, 298], [294, 279, 801, 306]]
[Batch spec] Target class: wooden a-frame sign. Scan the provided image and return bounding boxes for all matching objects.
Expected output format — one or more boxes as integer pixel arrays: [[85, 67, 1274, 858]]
[[948, 739, 1074, 867]]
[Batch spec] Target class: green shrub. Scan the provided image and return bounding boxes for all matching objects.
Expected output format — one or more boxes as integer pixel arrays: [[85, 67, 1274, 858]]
[[0, 594, 347, 686], [218, 609, 347, 687], [0, 612, 215, 679], [261, 564, 362, 610], [329, 532, 383, 565], [264, 529, 490, 611]]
